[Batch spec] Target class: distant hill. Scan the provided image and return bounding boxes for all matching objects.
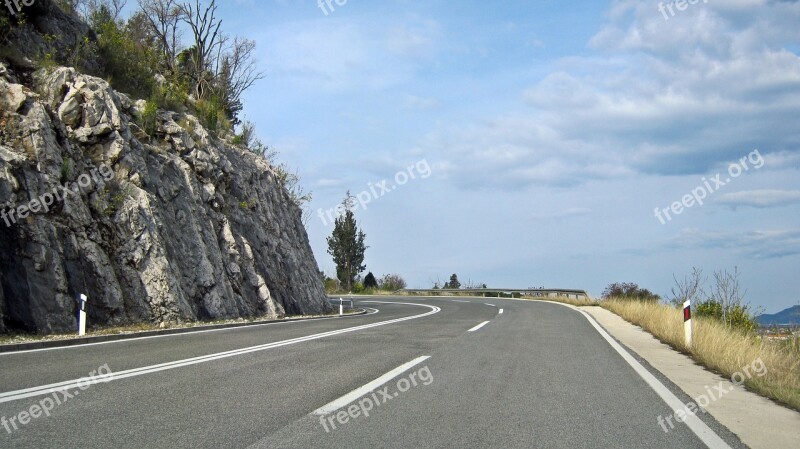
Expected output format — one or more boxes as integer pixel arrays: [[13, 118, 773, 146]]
[[757, 305, 800, 326]]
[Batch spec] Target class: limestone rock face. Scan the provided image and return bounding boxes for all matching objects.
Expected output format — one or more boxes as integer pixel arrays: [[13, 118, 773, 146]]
[[0, 66, 330, 334]]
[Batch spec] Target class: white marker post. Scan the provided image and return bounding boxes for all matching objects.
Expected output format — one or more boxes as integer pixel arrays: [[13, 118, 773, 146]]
[[78, 294, 88, 336], [339, 298, 343, 316], [683, 300, 692, 348]]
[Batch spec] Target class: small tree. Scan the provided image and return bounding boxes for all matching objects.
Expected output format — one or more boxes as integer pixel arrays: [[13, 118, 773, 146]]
[[696, 267, 759, 333], [444, 274, 461, 289], [326, 192, 367, 292], [364, 272, 378, 289], [463, 279, 486, 289], [138, 0, 183, 75], [379, 274, 407, 291], [669, 267, 705, 307]]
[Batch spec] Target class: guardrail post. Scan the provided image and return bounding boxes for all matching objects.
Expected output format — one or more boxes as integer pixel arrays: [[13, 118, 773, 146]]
[[683, 300, 692, 348], [78, 294, 87, 336]]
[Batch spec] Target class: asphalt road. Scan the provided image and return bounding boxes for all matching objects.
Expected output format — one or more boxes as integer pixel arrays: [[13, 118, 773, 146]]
[[0, 296, 746, 448]]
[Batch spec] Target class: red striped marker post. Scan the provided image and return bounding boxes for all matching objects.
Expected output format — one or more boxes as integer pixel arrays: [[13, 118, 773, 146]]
[[683, 300, 692, 348]]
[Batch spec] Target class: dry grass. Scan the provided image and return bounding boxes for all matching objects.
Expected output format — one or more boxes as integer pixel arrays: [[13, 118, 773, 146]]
[[525, 295, 600, 307], [601, 299, 800, 412]]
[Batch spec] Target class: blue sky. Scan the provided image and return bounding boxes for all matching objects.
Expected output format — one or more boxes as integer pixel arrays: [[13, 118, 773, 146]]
[[211, 0, 799, 313]]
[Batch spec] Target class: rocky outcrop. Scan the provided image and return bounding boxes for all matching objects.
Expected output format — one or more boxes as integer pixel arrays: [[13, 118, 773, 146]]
[[0, 0, 101, 75], [0, 65, 330, 334]]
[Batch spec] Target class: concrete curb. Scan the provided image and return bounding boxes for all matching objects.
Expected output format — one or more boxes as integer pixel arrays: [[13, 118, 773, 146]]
[[0, 309, 368, 354], [578, 305, 800, 449]]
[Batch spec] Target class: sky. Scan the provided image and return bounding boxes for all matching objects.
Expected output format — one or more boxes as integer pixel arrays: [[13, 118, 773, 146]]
[[208, 0, 799, 313]]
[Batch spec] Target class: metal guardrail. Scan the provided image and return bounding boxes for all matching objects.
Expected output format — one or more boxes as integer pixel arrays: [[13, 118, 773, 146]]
[[400, 288, 590, 300], [327, 297, 355, 315]]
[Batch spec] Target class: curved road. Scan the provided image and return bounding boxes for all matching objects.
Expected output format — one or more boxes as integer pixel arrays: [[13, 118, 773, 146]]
[[0, 296, 745, 448]]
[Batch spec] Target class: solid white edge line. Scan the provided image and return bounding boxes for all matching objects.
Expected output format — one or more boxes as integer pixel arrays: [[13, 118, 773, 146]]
[[0, 303, 439, 404], [0, 307, 381, 357], [484, 303, 496, 307], [538, 301, 731, 449], [312, 356, 431, 416], [467, 321, 491, 332]]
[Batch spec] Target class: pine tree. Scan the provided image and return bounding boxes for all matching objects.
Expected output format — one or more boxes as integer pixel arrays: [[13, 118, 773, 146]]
[[364, 272, 378, 289], [444, 273, 460, 289], [326, 192, 367, 292]]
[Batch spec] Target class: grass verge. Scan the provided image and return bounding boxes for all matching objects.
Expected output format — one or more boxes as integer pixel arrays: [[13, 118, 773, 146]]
[[558, 298, 800, 412]]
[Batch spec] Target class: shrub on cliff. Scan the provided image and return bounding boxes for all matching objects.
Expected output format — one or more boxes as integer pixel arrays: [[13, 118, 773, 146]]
[[90, 6, 158, 100]]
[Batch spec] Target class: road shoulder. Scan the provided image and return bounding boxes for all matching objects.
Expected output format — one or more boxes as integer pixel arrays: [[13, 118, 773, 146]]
[[582, 305, 800, 449]]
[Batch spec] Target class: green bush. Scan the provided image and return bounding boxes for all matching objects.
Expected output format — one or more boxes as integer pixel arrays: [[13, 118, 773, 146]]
[[695, 299, 759, 334], [0, 13, 14, 45], [195, 97, 230, 136], [35, 34, 59, 69], [324, 277, 340, 294], [60, 157, 73, 183], [92, 10, 156, 100], [151, 80, 187, 112], [140, 100, 158, 136]]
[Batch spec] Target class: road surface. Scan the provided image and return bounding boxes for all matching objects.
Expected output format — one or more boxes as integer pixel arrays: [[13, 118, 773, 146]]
[[0, 296, 745, 448]]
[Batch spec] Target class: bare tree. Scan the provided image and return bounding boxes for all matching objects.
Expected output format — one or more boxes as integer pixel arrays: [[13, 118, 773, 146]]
[[669, 267, 705, 307], [138, 0, 183, 74], [216, 36, 264, 124], [72, 0, 128, 21], [179, 0, 224, 100], [707, 267, 747, 325]]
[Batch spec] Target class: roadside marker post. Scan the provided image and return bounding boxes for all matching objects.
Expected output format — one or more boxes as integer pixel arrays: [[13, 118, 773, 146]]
[[78, 294, 88, 336], [683, 300, 692, 348], [339, 298, 343, 316]]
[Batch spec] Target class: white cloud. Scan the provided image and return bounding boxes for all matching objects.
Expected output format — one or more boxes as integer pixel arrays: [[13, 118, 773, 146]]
[[716, 190, 800, 209], [670, 228, 800, 259], [418, 0, 800, 190]]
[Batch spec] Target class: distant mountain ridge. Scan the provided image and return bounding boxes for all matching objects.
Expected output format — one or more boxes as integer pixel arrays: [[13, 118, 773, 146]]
[[757, 305, 800, 326]]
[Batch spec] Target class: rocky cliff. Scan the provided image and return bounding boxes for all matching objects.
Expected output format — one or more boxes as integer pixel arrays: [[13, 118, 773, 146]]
[[0, 64, 330, 334]]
